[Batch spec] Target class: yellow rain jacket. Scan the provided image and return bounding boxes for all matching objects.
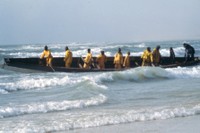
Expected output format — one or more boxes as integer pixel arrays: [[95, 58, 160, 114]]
[[141, 50, 152, 66], [83, 53, 93, 69], [152, 48, 161, 64], [123, 54, 130, 68], [114, 53, 123, 69], [40, 50, 53, 66], [64, 50, 73, 68], [96, 54, 107, 69], [114, 53, 123, 64]]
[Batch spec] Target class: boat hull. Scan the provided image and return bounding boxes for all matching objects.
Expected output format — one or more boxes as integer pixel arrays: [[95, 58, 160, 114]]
[[3, 57, 200, 73]]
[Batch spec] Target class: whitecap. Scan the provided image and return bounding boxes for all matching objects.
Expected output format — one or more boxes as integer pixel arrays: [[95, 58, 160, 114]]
[[93, 67, 171, 83], [3, 103, 200, 132], [166, 66, 200, 79], [0, 94, 107, 118]]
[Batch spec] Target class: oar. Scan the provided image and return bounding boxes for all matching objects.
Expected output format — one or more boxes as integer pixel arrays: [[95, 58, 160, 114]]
[[151, 63, 155, 67], [49, 65, 55, 72], [39, 58, 55, 72], [135, 62, 139, 66], [96, 63, 100, 69]]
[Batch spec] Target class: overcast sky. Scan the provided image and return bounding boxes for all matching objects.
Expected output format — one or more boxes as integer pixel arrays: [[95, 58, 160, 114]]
[[0, 0, 200, 44]]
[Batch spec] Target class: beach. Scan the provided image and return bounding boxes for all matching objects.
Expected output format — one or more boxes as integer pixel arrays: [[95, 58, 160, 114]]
[[68, 115, 200, 133]]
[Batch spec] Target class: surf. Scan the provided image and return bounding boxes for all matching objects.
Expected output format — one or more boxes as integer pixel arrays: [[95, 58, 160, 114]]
[[0, 94, 107, 118]]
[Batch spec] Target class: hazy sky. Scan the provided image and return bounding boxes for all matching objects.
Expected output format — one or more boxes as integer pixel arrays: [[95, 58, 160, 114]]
[[0, 0, 200, 44]]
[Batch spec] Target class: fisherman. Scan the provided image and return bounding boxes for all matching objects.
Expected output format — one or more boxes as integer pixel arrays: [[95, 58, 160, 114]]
[[96, 50, 107, 69], [141, 47, 153, 66], [40, 45, 53, 67], [83, 48, 93, 69], [64, 46, 73, 68], [183, 43, 195, 62], [114, 48, 123, 69], [169, 47, 175, 64], [123, 51, 130, 68], [152, 45, 161, 66]]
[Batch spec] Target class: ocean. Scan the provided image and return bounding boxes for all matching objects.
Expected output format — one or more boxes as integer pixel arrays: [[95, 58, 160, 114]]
[[0, 40, 200, 133]]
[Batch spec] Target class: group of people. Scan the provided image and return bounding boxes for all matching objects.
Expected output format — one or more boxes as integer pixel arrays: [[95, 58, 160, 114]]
[[140, 43, 195, 66], [40, 46, 131, 69], [40, 46, 73, 68], [141, 43, 195, 66], [40, 43, 195, 69], [141, 46, 162, 66]]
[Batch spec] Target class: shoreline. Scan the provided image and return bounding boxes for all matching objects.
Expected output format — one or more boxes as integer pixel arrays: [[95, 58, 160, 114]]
[[67, 115, 200, 133]]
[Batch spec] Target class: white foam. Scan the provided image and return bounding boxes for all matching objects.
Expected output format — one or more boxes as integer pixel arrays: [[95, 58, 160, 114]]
[[0, 48, 6, 51], [3, 52, 40, 58], [166, 66, 200, 78], [0, 73, 108, 93], [134, 43, 146, 48], [93, 67, 171, 83], [93, 65, 200, 83], [0, 75, 72, 92], [130, 51, 143, 56], [82, 76, 108, 90], [0, 94, 107, 118], [2, 104, 200, 132], [1, 66, 199, 94], [172, 47, 185, 57], [21, 45, 43, 50], [0, 89, 8, 94], [53, 104, 200, 131]]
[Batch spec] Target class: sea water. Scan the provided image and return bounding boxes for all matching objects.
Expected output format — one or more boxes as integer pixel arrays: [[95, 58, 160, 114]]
[[0, 40, 200, 133]]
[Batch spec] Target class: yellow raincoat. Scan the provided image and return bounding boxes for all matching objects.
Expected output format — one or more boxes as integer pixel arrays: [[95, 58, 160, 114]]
[[96, 54, 107, 69], [64, 50, 73, 68], [40, 50, 53, 66], [114, 53, 123, 69], [83, 53, 93, 69], [152, 48, 161, 65], [141, 50, 152, 66]]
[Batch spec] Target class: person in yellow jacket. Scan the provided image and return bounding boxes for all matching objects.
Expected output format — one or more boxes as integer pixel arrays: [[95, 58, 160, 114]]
[[83, 49, 93, 69], [96, 51, 107, 69], [123, 51, 130, 68], [40, 45, 53, 66], [152, 45, 161, 66], [141, 47, 153, 66], [114, 48, 123, 69], [64, 46, 73, 68]]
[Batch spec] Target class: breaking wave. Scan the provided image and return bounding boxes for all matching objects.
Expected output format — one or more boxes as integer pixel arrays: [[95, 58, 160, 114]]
[[93, 66, 200, 84], [59, 104, 200, 130], [165, 66, 200, 78], [2, 103, 200, 132], [1, 66, 200, 94], [0, 73, 107, 94], [0, 94, 107, 118]]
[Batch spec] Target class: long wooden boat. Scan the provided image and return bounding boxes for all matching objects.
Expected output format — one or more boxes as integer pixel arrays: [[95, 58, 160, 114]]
[[2, 56, 200, 73]]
